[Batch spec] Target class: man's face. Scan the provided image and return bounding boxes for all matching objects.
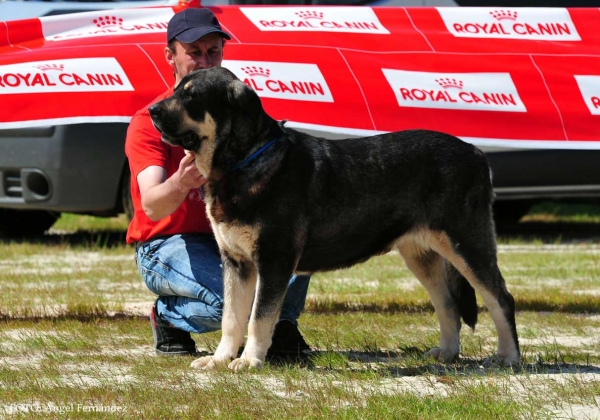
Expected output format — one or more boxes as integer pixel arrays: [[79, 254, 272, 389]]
[[165, 33, 224, 85]]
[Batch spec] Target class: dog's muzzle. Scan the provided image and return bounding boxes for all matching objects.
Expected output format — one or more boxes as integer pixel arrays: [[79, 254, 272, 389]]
[[147, 103, 196, 149], [148, 103, 169, 133]]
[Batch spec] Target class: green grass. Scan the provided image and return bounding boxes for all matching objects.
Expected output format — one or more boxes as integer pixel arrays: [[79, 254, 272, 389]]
[[1, 203, 600, 419], [1, 313, 598, 419], [525, 202, 600, 224], [52, 213, 130, 232]]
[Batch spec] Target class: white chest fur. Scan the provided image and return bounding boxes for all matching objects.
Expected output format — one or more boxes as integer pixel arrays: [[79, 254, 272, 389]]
[[205, 197, 259, 261]]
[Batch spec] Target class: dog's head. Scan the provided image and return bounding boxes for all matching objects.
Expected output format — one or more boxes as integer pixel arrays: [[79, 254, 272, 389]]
[[149, 67, 272, 178]]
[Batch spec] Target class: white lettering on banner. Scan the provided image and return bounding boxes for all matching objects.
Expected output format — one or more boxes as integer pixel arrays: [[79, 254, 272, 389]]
[[0, 58, 133, 94], [574, 75, 600, 115], [223, 60, 333, 102], [437, 7, 580, 41], [41, 9, 174, 41], [382, 69, 526, 112], [240, 7, 390, 34]]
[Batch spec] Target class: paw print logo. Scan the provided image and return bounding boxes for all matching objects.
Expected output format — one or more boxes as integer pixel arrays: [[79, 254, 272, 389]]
[[93, 16, 124, 28]]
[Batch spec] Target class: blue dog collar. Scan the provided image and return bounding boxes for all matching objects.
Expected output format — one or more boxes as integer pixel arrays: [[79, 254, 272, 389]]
[[227, 138, 277, 173]]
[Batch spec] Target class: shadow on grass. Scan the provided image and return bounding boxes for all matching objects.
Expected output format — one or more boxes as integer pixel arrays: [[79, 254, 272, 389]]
[[0, 229, 129, 248], [2, 296, 599, 321], [307, 348, 600, 378], [1, 217, 600, 247], [0, 313, 147, 322], [306, 298, 600, 315]]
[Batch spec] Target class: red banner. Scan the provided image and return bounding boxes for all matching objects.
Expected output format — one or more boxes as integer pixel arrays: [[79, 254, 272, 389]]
[[1, 5, 600, 149]]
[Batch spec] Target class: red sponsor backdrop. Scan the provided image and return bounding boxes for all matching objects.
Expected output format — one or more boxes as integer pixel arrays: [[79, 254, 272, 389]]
[[224, 44, 374, 130], [406, 8, 600, 55], [1, 45, 171, 122], [341, 51, 566, 140], [215, 7, 431, 52], [1, 5, 600, 147], [531, 55, 600, 141]]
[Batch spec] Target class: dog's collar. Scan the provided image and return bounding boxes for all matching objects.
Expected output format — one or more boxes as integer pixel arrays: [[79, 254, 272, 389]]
[[226, 138, 277, 174]]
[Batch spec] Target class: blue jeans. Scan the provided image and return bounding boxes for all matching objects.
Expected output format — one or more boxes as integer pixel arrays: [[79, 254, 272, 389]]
[[135, 234, 311, 334]]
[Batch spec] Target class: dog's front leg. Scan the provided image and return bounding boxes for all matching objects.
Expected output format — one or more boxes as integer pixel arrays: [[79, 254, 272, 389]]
[[191, 257, 257, 371], [229, 264, 292, 371]]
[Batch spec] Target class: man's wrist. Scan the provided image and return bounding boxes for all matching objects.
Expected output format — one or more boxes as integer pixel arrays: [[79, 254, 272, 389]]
[[168, 175, 192, 196]]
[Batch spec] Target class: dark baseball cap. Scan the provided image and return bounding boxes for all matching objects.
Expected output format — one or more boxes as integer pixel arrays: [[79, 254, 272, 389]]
[[167, 8, 231, 43]]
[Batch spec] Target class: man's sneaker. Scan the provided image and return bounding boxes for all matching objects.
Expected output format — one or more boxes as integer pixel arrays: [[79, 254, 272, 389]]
[[150, 301, 197, 356], [266, 320, 312, 363]]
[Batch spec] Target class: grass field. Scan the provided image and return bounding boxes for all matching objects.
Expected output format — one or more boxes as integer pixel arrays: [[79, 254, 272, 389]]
[[1, 202, 599, 419]]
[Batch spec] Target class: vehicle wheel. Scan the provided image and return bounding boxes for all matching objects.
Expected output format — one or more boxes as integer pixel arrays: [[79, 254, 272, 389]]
[[493, 200, 533, 225], [0, 209, 60, 237], [121, 165, 134, 221]]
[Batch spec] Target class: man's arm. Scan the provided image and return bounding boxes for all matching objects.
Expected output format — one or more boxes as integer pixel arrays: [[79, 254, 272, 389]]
[[138, 152, 206, 221]]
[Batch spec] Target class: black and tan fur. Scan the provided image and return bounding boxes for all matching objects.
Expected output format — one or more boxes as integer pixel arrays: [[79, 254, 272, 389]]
[[149, 67, 520, 371]]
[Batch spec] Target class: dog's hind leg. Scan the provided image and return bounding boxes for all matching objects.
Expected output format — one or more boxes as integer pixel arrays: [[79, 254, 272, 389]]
[[427, 230, 520, 367], [398, 239, 464, 363], [191, 256, 257, 370]]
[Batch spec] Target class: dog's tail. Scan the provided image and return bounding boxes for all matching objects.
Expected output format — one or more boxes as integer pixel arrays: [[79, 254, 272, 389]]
[[447, 263, 478, 330]]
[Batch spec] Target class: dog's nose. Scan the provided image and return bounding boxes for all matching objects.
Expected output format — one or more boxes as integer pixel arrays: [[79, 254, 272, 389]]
[[148, 103, 161, 119]]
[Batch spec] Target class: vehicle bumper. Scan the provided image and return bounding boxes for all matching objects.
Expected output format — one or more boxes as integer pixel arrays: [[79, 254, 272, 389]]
[[0, 123, 128, 214]]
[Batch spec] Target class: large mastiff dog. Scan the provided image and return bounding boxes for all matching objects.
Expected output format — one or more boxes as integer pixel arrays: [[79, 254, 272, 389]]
[[149, 67, 520, 371]]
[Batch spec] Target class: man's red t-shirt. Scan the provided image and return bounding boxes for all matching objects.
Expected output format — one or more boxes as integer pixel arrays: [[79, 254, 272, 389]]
[[125, 88, 212, 244]]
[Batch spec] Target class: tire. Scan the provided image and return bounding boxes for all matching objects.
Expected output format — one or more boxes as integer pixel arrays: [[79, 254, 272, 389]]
[[0, 209, 60, 237], [121, 164, 134, 221]]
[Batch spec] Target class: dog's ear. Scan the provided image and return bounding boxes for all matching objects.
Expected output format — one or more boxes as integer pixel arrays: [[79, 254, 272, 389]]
[[227, 79, 262, 121]]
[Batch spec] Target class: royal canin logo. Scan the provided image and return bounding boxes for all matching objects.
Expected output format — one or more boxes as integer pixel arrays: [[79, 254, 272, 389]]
[[574, 75, 600, 115], [41, 9, 173, 41], [93, 16, 124, 29], [0, 58, 133, 94], [34, 64, 64, 72], [240, 7, 390, 34], [382, 69, 527, 113], [241, 66, 271, 77], [224, 60, 334, 103], [489, 10, 518, 21], [295, 11, 324, 20], [437, 7, 581, 41], [435, 78, 464, 89]]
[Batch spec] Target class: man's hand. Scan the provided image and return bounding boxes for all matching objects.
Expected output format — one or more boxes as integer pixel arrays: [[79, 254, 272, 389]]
[[137, 153, 207, 221], [175, 152, 206, 191]]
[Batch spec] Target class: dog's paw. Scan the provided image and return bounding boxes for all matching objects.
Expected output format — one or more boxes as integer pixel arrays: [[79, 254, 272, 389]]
[[228, 357, 264, 372], [424, 347, 459, 363], [190, 356, 228, 370], [482, 353, 520, 368]]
